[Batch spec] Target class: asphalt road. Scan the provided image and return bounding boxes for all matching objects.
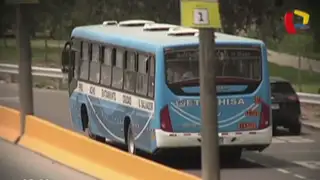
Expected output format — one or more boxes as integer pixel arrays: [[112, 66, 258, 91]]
[[1, 83, 320, 180], [0, 139, 96, 180]]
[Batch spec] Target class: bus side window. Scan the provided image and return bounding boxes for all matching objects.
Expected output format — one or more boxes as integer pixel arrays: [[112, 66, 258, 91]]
[[136, 53, 148, 96], [100, 47, 113, 86], [89, 44, 101, 83], [111, 49, 124, 89], [147, 56, 155, 98], [80, 41, 90, 80], [124, 51, 137, 93]]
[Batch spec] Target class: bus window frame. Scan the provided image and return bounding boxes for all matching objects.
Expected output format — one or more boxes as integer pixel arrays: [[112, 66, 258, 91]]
[[79, 41, 91, 80], [89, 43, 101, 83], [100, 46, 114, 87], [111, 47, 125, 90], [163, 44, 263, 96], [70, 37, 81, 80], [123, 51, 137, 93]]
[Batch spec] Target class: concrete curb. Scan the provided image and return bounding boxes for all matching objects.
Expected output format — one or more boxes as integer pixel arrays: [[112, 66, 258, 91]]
[[301, 121, 320, 130]]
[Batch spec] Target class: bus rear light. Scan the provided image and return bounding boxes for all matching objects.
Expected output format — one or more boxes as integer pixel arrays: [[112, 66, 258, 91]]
[[255, 96, 261, 104], [160, 105, 173, 132], [259, 101, 270, 129]]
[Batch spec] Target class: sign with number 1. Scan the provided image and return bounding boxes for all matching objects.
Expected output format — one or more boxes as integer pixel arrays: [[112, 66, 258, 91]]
[[180, 0, 221, 28]]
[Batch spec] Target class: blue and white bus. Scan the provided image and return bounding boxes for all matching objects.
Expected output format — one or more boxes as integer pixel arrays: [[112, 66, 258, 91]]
[[61, 19, 272, 161]]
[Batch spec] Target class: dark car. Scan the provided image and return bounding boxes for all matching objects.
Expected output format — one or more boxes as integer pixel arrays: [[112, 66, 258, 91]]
[[270, 77, 302, 135]]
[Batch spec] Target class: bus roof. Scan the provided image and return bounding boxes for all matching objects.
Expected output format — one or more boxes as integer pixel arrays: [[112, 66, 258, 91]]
[[71, 20, 264, 52]]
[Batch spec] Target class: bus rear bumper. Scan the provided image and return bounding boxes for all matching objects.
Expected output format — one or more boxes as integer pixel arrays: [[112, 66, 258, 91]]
[[155, 126, 272, 149]]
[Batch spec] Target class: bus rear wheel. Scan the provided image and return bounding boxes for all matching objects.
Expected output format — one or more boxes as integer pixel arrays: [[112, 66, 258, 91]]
[[126, 123, 136, 154]]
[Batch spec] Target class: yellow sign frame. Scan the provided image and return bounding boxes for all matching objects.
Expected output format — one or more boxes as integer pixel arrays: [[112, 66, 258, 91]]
[[180, 0, 221, 28]]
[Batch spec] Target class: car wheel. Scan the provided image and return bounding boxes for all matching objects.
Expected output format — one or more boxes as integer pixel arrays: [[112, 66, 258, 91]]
[[289, 122, 301, 135]]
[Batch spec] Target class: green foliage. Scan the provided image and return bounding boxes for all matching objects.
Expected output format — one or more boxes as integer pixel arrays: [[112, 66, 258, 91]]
[[266, 34, 320, 60], [0, 38, 64, 67], [0, 0, 319, 47], [269, 62, 320, 93], [0, 0, 319, 93]]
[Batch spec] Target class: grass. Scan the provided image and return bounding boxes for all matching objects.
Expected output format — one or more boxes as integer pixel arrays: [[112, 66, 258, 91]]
[[0, 38, 65, 67], [269, 62, 320, 93], [266, 34, 320, 61]]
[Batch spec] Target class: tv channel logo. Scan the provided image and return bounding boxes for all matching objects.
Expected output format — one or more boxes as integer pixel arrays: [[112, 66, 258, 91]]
[[284, 9, 310, 34]]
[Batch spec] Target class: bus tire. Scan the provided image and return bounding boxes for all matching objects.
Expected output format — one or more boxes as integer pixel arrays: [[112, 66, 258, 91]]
[[81, 104, 105, 143], [125, 122, 136, 154], [81, 104, 89, 131]]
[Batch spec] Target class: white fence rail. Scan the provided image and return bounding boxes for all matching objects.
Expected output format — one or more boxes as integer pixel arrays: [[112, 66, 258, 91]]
[[0, 63, 320, 105], [0, 63, 64, 79]]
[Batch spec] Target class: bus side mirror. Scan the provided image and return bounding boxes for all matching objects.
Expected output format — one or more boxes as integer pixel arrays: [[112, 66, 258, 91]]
[[61, 49, 69, 73], [61, 41, 75, 73]]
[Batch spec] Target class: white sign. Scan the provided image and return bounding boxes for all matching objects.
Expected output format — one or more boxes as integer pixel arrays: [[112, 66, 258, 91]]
[[75, 81, 154, 113], [193, 8, 209, 25]]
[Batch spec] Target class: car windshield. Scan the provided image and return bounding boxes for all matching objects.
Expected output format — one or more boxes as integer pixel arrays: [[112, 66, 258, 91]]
[[271, 82, 296, 94], [165, 46, 262, 84]]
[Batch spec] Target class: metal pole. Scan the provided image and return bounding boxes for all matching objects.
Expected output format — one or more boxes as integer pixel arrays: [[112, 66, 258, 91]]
[[297, 54, 302, 92], [199, 28, 220, 180], [16, 4, 34, 135]]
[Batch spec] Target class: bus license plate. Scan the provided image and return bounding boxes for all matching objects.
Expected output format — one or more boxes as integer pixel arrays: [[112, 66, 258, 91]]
[[271, 104, 280, 110]]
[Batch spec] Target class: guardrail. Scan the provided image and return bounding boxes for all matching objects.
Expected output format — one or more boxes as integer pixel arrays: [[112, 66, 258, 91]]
[[0, 63, 320, 105], [0, 63, 64, 79], [296, 92, 320, 105]]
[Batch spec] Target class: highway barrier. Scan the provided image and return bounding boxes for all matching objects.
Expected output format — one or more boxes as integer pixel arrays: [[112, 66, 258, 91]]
[[0, 106, 21, 142], [19, 115, 200, 180]]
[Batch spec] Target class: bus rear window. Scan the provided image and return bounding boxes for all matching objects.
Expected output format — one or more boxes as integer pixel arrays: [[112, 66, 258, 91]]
[[165, 46, 262, 84]]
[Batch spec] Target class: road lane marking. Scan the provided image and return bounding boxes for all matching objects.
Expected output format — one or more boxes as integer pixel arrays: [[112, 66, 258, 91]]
[[244, 156, 313, 180], [293, 161, 320, 170], [275, 150, 320, 154], [272, 136, 314, 144], [294, 174, 306, 179], [276, 168, 290, 174], [243, 158, 256, 163]]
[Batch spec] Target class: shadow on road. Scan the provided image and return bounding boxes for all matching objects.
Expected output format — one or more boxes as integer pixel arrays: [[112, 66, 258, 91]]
[[140, 150, 266, 171], [90, 129, 307, 172], [273, 128, 309, 137], [102, 142, 265, 170], [103, 140, 303, 174]]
